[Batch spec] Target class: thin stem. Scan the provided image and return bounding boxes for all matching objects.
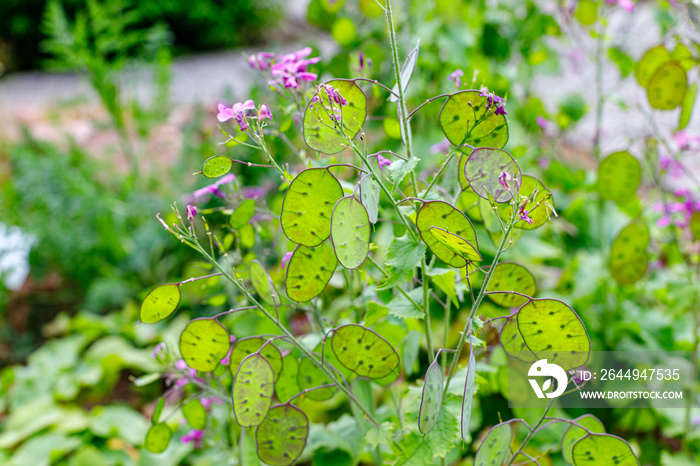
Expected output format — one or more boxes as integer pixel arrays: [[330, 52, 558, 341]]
[[506, 397, 556, 466], [422, 256, 435, 361], [385, 0, 413, 161], [424, 152, 456, 198], [286, 384, 337, 403], [178, 273, 223, 285], [367, 255, 423, 314], [406, 93, 452, 119], [354, 77, 399, 98]]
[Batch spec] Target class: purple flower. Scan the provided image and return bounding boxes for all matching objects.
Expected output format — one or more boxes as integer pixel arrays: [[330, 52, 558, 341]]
[[151, 342, 166, 359], [495, 105, 507, 116], [217, 100, 256, 131], [181, 429, 204, 446], [479, 90, 504, 107], [657, 214, 671, 228], [323, 84, 348, 106], [447, 69, 463, 88], [281, 251, 293, 269], [175, 359, 188, 371], [498, 170, 511, 189], [674, 131, 700, 151], [269, 47, 321, 89], [248, 52, 275, 71], [377, 154, 392, 170], [258, 104, 273, 120], [358, 52, 365, 72], [518, 208, 533, 225], [186, 205, 197, 221], [536, 116, 550, 130], [193, 174, 235, 200], [430, 138, 452, 155]]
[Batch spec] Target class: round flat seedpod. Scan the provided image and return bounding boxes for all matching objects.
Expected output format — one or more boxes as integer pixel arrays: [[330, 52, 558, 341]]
[[460, 339, 477, 440], [330, 196, 371, 269], [145, 423, 172, 454], [486, 262, 536, 308], [634, 45, 671, 88], [597, 152, 641, 204], [255, 403, 309, 466], [416, 200, 478, 268], [610, 222, 649, 285], [464, 147, 521, 204], [474, 421, 513, 466], [418, 355, 444, 435], [233, 353, 274, 427], [647, 61, 687, 110], [140, 283, 181, 324], [297, 357, 336, 401], [229, 337, 283, 380], [561, 415, 606, 464], [201, 155, 233, 178], [572, 433, 639, 465], [439, 90, 509, 151], [428, 227, 482, 263], [330, 324, 399, 379], [179, 318, 230, 372], [285, 240, 337, 302]]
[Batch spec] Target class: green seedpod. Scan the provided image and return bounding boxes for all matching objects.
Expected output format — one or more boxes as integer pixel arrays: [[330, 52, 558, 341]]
[[672, 43, 694, 71], [255, 403, 309, 466], [416, 200, 478, 268], [297, 357, 336, 401], [439, 90, 509, 151], [457, 186, 482, 222], [418, 355, 444, 434], [179, 318, 231, 372], [285, 240, 338, 302], [229, 337, 283, 380], [140, 283, 181, 324], [144, 423, 172, 454], [201, 155, 233, 178], [474, 420, 514, 466], [275, 354, 301, 403], [303, 79, 367, 154], [233, 353, 274, 427], [647, 61, 687, 110], [330, 195, 371, 269], [330, 324, 400, 378], [360, 158, 381, 224], [597, 151, 641, 203], [610, 222, 649, 285], [230, 199, 255, 229], [460, 338, 476, 440], [152, 398, 165, 425], [516, 298, 590, 370], [500, 315, 537, 363], [182, 399, 207, 430], [280, 168, 344, 247], [679, 82, 697, 131], [249, 261, 281, 308], [690, 211, 700, 240], [562, 415, 606, 464], [486, 262, 536, 308], [464, 147, 521, 203], [508, 175, 552, 229], [428, 227, 482, 263], [634, 45, 671, 88], [572, 433, 639, 465]]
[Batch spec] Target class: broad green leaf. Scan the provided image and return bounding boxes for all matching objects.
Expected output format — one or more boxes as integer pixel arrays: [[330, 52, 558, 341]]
[[389, 39, 420, 103], [402, 330, 421, 375], [233, 353, 274, 427], [280, 168, 344, 247], [303, 79, 367, 154], [416, 201, 478, 268], [429, 268, 459, 307], [439, 90, 509, 151], [418, 356, 444, 434], [360, 158, 381, 223], [647, 61, 687, 110], [140, 283, 181, 324], [387, 287, 424, 319], [572, 434, 639, 465], [230, 199, 255, 229], [297, 357, 336, 401], [229, 337, 283, 380], [331, 324, 400, 378], [145, 423, 171, 454], [562, 415, 606, 464], [635, 45, 671, 88], [201, 155, 233, 178], [152, 398, 165, 425], [678, 82, 697, 130], [249, 261, 281, 308], [285, 240, 337, 302], [380, 234, 426, 288], [331, 196, 371, 269], [460, 338, 476, 440], [256, 404, 309, 466], [516, 298, 590, 370], [182, 400, 207, 430], [474, 421, 513, 466], [610, 222, 649, 285], [179, 318, 230, 372], [396, 397, 461, 465], [276, 354, 300, 403], [464, 147, 521, 203], [364, 302, 389, 327], [500, 315, 536, 363], [429, 227, 481, 263], [239, 224, 255, 249], [597, 151, 641, 203], [607, 47, 634, 77], [486, 262, 536, 308]]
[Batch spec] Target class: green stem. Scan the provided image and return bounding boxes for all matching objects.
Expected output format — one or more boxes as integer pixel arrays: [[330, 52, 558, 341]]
[[422, 257, 435, 361], [506, 397, 556, 466], [367, 255, 423, 314], [424, 152, 456, 198]]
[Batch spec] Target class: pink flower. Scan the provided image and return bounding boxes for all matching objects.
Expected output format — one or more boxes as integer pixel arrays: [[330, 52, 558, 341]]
[[430, 138, 452, 155], [181, 429, 204, 447], [151, 342, 166, 359], [479, 90, 504, 106], [269, 47, 321, 89], [175, 359, 188, 371], [674, 131, 700, 151], [657, 214, 671, 228], [498, 170, 512, 189], [258, 104, 273, 120], [536, 116, 550, 130], [193, 174, 236, 200], [281, 251, 293, 269], [248, 52, 275, 71], [617, 0, 635, 12], [518, 209, 533, 225], [217, 100, 256, 131], [186, 205, 197, 221], [495, 105, 507, 116], [377, 154, 392, 170], [447, 69, 463, 88]]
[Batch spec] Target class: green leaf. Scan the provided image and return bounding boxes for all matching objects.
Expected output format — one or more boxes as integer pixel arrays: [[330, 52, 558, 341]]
[[402, 330, 421, 375], [610, 222, 649, 285], [201, 155, 233, 178], [474, 421, 513, 466], [179, 318, 230, 372], [562, 415, 606, 464], [429, 269, 459, 307], [330, 196, 371, 269], [574, 0, 597, 25], [647, 61, 687, 110], [364, 302, 389, 327], [255, 404, 309, 466], [276, 354, 301, 403], [500, 315, 537, 363], [285, 240, 338, 302], [416, 201, 478, 268], [140, 283, 181, 324], [460, 338, 476, 440], [418, 356, 444, 434], [572, 434, 639, 465], [389, 39, 420, 103], [678, 82, 697, 130], [380, 234, 426, 288], [388, 155, 420, 186], [690, 211, 700, 241], [439, 90, 509, 151], [91, 405, 148, 445], [239, 224, 256, 249], [303, 79, 367, 154], [229, 337, 283, 381], [249, 261, 282, 308], [429, 227, 482, 263], [297, 357, 336, 401], [9, 433, 81, 466], [233, 353, 274, 427], [281, 168, 344, 247], [230, 199, 255, 229], [463, 147, 521, 203], [182, 400, 207, 430], [360, 158, 381, 224], [387, 288, 424, 319], [152, 398, 165, 425], [634, 45, 671, 88], [331, 324, 400, 378], [517, 298, 590, 370], [607, 47, 634, 77], [396, 397, 461, 466], [597, 151, 641, 203], [486, 262, 536, 308]]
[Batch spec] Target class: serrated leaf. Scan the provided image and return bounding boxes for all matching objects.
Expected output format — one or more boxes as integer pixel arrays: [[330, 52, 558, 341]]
[[429, 227, 482, 263], [230, 199, 255, 229], [402, 330, 421, 375], [464, 147, 521, 204], [144, 423, 171, 454], [647, 61, 687, 110], [202, 155, 233, 178], [297, 357, 336, 401], [331, 196, 371, 269], [140, 283, 181, 324], [388, 156, 420, 186], [255, 404, 309, 466], [439, 90, 509, 151], [303, 79, 367, 154], [380, 234, 426, 288], [562, 415, 606, 464], [179, 318, 230, 372], [678, 82, 697, 130], [635, 45, 671, 88], [285, 240, 337, 302], [275, 354, 300, 403], [416, 201, 478, 268], [387, 288, 424, 319], [418, 356, 444, 434], [182, 399, 207, 430], [460, 338, 476, 440], [610, 222, 649, 285], [486, 262, 536, 308], [233, 353, 274, 427], [229, 337, 283, 381], [389, 39, 420, 103], [281, 168, 344, 247], [597, 151, 641, 204], [360, 158, 381, 223], [331, 324, 400, 378], [572, 433, 639, 465], [397, 397, 461, 466]]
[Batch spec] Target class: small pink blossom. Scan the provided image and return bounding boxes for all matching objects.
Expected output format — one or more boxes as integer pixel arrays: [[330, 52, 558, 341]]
[[536, 116, 550, 130], [518, 209, 533, 225], [248, 52, 275, 71], [430, 138, 452, 155], [181, 429, 204, 447], [657, 214, 671, 228], [498, 170, 512, 189], [674, 131, 700, 151], [281, 252, 293, 269], [217, 100, 256, 131], [377, 154, 392, 170], [151, 342, 166, 359], [269, 47, 320, 89], [193, 174, 236, 200], [175, 359, 188, 371], [258, 104, 273, 120], [447, 69, 463, 88], [495, 105, 507, 116], [186, 205, 197, 221]]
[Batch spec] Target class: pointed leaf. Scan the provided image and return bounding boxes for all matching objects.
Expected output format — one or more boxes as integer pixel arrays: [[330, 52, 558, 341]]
[[647, 61, 687, 110], [285, 240, 337, 302], [229, 337, 283, 381], [486, 262, 536, 308], [597, 151, 641, 204], [572, 433, 639, 465], [460, 338, 476, 440], [255, 404, 309, 466], [202, 155, 233, 178], [562, 415, 606, 464], [152, 398, 165, 425], [233, 353, 274, 427], [182, 400, 207, 430], [416, 200, 478, 268], [380, 234, 426, 288], [331, 195, 371, 269], [179, 318, 230, 372], [610, 222, 649, 285], [331, 324, 400, 379], [634, 45, 671, 88], [230, 199, 256, 229], [140, 283, 181, 324], [464, 147, 521, 203], [297, 357, 336, 401], [429, 227, 482, 263], [144, 423, 171, 454], [281, 168, 344, 247], [418, 356, 444, 434], [439, 90, 509, 150]]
